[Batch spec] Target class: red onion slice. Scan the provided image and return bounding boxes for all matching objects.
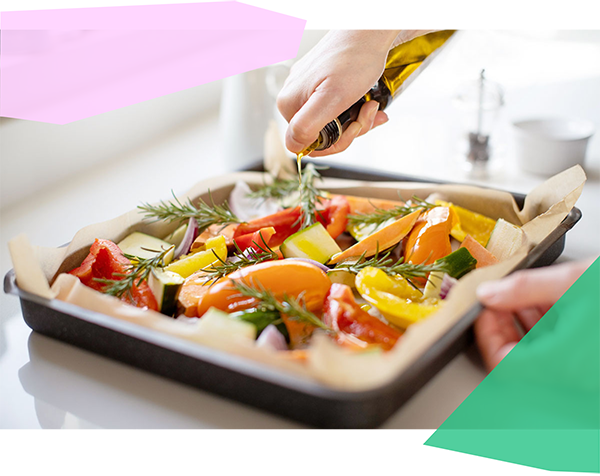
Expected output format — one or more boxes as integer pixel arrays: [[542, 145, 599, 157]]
[[173, 217, 198, 259], [439, 274, 458, 300], [283, 257, 330, 273], [256, 325, 288, 351]]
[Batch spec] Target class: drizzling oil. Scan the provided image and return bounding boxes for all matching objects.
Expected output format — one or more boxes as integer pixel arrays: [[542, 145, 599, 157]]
[[296, 30, 455, 174]]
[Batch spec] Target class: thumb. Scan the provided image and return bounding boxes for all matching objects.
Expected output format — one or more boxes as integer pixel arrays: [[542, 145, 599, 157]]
[[476, 259, 593, 311], [285, 81, 367, 153]]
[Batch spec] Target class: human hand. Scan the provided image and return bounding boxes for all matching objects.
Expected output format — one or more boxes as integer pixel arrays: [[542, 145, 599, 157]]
[[277, 30, 402, 156], [474, 259, 594, 371]]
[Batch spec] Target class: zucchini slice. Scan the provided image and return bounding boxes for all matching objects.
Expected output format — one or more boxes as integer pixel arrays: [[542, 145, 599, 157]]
[[280, 222, 342, 264], [118, 232, 174, 263], [148, 268, 185, 315]]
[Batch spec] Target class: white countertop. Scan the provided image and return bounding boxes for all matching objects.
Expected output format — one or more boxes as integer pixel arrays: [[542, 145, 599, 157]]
[[2, 30, 599, 429]]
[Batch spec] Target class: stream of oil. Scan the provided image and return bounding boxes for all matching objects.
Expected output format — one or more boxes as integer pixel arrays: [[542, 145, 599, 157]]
[[296, 142, 319, 182]]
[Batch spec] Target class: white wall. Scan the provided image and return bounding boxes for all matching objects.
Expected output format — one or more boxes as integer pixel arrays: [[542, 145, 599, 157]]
[[0, 80, 222, 209]]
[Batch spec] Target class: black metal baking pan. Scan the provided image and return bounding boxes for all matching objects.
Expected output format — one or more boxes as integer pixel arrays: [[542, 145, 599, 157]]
[[4, 162, 582, 428]]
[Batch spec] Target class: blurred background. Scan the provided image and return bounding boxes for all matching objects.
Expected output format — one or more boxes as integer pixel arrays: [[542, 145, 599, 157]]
[[2, 30, 599, 207]]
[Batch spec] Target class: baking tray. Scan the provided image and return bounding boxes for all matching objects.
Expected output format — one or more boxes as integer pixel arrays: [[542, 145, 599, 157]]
[[4, 161, 582, 428]]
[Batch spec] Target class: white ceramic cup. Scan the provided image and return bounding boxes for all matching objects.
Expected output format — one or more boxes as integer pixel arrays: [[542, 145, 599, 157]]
[[513, 118, 595, 176]]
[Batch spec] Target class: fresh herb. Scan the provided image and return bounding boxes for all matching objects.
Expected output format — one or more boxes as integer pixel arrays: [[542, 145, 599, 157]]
[[94, 246, 173, 299], [295, 163, 326, 229], [247, 164, 326, 229], [228, 308, 282, 335], [334, 247, 454, 289], [232, 279, 332, 332], [200, 232, 278, 286], [138, 191, 242, 233], [246, 176, 298, 202], [347, 196, 437, 227]]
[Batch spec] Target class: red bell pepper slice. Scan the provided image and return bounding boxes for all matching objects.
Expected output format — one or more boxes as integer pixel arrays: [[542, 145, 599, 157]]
[[323, 283, 402, 351], [232, 227, 277, 253], [315, 195, 350, 239], [69, 238, 158, 311], [234, 207, 302, 248], [234, 195, 351, 247]]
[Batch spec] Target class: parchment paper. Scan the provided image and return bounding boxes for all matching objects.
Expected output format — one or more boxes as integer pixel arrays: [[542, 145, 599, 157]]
[[8, 160, 586, 390]]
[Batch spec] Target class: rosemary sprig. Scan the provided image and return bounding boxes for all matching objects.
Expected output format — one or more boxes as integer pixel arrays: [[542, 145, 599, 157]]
[[138, 191, 243, 233], [246, 176, 298, 202], [232, 279, 332, 332], [347, 196, 437, 227], [295, 163, 326, 229], [200, 232, 278, 286], [334, 248, 452, 289], [94, 246, 173, 299]]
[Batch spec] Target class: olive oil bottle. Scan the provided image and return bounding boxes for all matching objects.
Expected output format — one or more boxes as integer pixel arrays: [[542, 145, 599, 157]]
[[297, 30, 456, 163]]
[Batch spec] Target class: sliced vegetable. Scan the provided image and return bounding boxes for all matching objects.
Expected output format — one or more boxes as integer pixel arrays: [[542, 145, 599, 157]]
[[166, 235, 227, 278], [315, 195, 350, 239], [196, 307, 256, 341], [328, 209, 422, 265], [148, 268, 185, 315], [439, 274, 458, 300], [163, 223, 188, 247], [323, 283, 402, 351], [191, 223, 238, 251], [281, 313, 318, 349], [233, 195, 351, 249], [459, 234, 499, 268], [230, 278, 330, 349], [347, 217, 396, 242], [68, 238, 158, 311], [196, 260, 332, 317], [118, 232, 175, 263], [423, 271, 445, 299], [355, 266, 439, 329], [234, 207, 303, 248], [486, 218, 527, 261], [404, 207, 453, 266], [436, 200, 497, 246], [177, 271, 212, 317], [229, 180, 281, 222], [256, 325, 288, 351], [229, 308, 280, 335], [280, 222, 342, 264], [355, 267, 423, 301], [344, 195, 405, 216], [173, 218, 198, 259], [233, 227, 276, 253], [285, 258, 330, 274], [435, 247, 477, 279], [327, 269, 356, 288]]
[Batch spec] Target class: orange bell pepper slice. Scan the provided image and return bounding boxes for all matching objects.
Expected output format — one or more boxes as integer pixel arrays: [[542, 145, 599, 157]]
[[196, 260, 332, 317], [328, 209, 422, 264], [404, 207, 453, 265]]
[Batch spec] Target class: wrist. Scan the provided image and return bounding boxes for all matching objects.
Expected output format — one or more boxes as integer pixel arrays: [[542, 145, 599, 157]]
[[390, 30, 438, 49], [328, 30, 401, 56]]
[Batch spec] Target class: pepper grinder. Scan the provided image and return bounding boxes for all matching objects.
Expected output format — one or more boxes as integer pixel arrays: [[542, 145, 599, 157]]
[[454, 69, 504, 178]]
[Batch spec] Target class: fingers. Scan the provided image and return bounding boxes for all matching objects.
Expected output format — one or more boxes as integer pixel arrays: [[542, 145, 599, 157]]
[[474, 309, 521, 371], [284, 80, 360, 154], [476, 260, 591, 311], [372, 110, 389, 129], [356, 101, 381, 137], [514, 306, 545, 333], [308, 102, 387, 157]]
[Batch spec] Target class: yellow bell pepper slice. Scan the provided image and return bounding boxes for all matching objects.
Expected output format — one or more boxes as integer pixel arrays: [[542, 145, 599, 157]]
[[356, 267, 422, 301], [355, 267, 440, 328], [165, 235, 227, 278], [436, 200, 496, 246]]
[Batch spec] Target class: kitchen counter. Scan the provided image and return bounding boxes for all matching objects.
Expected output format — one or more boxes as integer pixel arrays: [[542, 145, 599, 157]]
[[2, 30, 599, 429]]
